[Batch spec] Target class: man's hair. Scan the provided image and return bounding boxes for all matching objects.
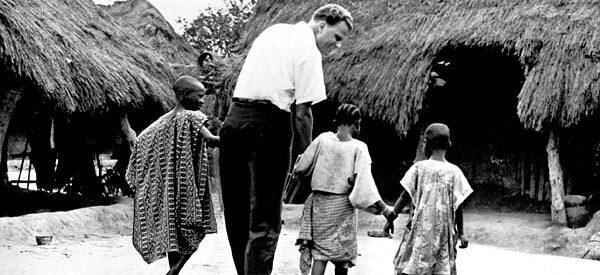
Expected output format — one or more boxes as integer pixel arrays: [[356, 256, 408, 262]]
[[424, 123, 451, 157], [312, 4, 353, 30], [334, 103, 361, 127], [173, 75, 204, 98]]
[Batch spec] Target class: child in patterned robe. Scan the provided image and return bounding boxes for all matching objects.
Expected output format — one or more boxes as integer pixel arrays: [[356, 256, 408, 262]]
[[384, 123, 472, 275], [126, 76, 219, 275]]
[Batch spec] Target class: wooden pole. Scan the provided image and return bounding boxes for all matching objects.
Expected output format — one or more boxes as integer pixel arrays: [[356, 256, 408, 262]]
[[29, 112, 54, 191], [0, 89, 23, 188], [546, 130, 567, 225], [520, 152, 526, 195], [537, 156, 545, 201], [529, 156, 537, 199], [211, 148, 224, 211], [523, 152, 531, 196]]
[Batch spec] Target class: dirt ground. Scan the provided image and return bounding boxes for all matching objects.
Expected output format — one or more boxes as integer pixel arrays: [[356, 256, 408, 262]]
[[1, 196, 600, 275]]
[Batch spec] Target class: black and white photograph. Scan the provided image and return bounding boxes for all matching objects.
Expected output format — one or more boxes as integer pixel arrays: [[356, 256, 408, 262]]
[[2, 0, 600, 274]]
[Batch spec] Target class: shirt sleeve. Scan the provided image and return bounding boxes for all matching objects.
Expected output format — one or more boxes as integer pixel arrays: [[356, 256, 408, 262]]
[[293, 134, 322, 176], [349, 143, 382, 209], [453, 168, 473, 211], [400, 163, 419, 205], [294, 48, 327, 105]]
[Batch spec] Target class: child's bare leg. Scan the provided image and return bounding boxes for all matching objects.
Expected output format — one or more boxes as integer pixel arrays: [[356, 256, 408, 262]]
[[333, 262, 348, 275], [166, 252, 191, 275], [311, 260, 327, 275]]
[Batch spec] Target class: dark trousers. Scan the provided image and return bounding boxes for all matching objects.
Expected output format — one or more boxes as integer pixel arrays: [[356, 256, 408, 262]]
[[219, 102, 292, 275]]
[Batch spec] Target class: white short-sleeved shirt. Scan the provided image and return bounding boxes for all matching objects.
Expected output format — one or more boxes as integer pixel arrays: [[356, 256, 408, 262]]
[[233, 21, 327, 112]]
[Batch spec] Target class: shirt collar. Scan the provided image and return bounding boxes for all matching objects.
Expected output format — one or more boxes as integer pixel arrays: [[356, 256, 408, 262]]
[[296, 21, 318, 53]]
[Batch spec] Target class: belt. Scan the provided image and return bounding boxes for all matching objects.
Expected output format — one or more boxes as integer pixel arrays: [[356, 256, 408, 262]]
[[232, 97, 272, 105]]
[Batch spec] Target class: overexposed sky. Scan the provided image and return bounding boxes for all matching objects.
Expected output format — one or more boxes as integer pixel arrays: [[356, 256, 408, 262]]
[[93, 0, 226, 33]]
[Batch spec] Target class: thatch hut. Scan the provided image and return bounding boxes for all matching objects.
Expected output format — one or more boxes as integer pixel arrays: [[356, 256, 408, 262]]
[[223, 0, 600, 224], [102, 0, 227, 203], [101, 0, 228, 119], [0, 0, 179, 194]]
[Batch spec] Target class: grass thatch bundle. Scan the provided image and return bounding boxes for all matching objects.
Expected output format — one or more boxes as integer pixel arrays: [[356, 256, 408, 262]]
[[0, 0, 176, 115], [224, 0, 600, 134]]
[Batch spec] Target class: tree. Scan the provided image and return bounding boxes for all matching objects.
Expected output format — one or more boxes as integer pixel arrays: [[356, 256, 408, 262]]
[[179, 0, 256, 57]]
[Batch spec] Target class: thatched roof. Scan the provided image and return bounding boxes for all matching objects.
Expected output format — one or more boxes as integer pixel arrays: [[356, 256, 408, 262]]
[[225, 0, 600, 134], [103, 0, 231, 117], [100, 0, 197, 67], [0, 0, 175, 114]]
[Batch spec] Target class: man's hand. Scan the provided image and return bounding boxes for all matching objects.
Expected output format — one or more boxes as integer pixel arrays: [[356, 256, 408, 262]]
[[458, 234, 469, 249], [382, 207, 398, 222]]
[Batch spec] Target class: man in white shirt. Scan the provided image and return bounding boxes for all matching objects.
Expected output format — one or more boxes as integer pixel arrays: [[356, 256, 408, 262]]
[[218, 4, 353, 274]]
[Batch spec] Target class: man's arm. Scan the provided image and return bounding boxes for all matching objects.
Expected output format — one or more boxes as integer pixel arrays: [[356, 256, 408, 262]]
[[295, 102, 313, 152]]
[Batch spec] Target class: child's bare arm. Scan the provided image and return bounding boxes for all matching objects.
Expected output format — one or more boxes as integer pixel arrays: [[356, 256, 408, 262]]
[[392, 190, 411, 215], [365, 200, 390, 214], [456, 205, 464, 235], [456, 205, 469, 248], [382, 190, 411, 236], [199, 126, 219, 143]]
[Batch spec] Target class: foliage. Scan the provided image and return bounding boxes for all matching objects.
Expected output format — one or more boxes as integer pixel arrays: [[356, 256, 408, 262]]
[[179, 0, 256, 57]]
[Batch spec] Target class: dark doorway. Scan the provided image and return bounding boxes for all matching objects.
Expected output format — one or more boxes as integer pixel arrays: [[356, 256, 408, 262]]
[[416, 45, 546, 200]]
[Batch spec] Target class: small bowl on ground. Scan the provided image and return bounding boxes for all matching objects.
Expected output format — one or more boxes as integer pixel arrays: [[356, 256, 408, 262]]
[[35, 236, 53, 245]]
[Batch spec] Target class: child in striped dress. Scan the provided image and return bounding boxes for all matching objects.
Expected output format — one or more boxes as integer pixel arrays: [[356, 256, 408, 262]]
[[294, 103, 397, 275]]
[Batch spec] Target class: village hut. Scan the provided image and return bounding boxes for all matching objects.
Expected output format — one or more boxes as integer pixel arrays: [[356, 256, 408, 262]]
[[102, 0, 228, 206], [222, 0, 600, 224], [101, 0, 229, 120], [0, 0, 178, 195]]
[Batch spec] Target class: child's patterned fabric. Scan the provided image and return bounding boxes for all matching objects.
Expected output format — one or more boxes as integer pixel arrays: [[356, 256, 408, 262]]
[[298, 193, 358, 267], [394, 160, 472, 275], [126, 110, 217, 264]]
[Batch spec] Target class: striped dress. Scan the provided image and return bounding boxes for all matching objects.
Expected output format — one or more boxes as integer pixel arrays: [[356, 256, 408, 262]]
[[126, 110, 217, 264], [294, 132, 383, 271]]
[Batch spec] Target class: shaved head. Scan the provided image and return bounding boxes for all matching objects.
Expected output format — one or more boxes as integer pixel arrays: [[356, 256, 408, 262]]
[[173, 76, 206, 110], [173, 75, 205, 98]]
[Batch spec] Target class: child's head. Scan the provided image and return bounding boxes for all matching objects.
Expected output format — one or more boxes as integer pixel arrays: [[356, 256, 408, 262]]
[[424, 123, 451, 157], [334, 103, 362, 136]]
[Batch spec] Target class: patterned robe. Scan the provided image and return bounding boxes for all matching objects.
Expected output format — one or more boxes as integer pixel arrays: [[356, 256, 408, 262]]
[[126, 110, 217, 264], [394, 160, 473, 275]]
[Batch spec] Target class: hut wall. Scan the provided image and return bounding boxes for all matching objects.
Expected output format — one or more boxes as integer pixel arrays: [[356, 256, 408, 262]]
[[558, 120, 600, 213]]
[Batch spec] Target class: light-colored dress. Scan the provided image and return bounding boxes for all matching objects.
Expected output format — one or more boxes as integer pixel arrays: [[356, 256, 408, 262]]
[[294, 132, 382, 270], [394, 160, 473, 275], [126, 110, 217, 264]]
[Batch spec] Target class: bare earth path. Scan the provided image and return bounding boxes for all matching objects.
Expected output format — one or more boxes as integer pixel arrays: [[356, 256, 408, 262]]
[[1, 199, 599, 274]]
